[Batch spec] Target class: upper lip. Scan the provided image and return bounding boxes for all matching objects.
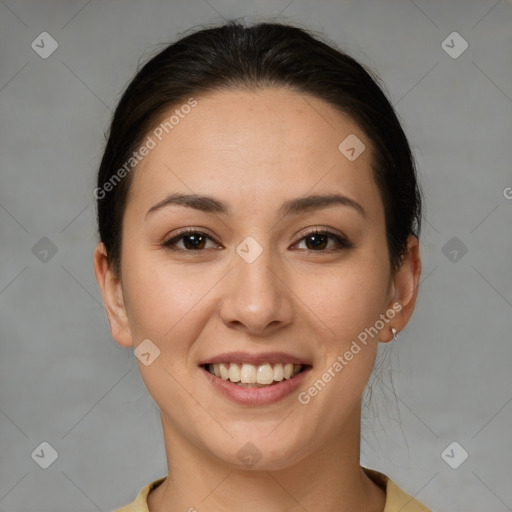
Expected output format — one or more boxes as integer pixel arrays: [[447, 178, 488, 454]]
[[198, 351, 311, 366]]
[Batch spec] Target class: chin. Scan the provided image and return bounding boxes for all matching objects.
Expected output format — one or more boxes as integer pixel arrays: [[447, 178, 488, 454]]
[[204, 433, 310, 472]]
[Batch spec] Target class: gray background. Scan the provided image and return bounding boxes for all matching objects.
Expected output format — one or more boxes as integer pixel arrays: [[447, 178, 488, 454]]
[[1, 0, 511, 511]]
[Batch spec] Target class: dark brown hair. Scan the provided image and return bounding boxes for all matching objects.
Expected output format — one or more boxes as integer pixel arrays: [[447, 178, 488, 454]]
[[96, 21, 422, 277]]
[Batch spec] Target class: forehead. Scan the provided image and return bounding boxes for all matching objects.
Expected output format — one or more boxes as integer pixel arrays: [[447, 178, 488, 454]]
[[127, 87, 381, 218]]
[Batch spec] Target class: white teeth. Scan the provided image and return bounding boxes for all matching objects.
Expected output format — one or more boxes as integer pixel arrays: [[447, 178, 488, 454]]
[[207, 362, 303, 386], [219, 363, 229, 380], [273, 363, 284, 381], [283, 363, 294, 379], [228, 363, 241, 382], [240, 363, 257, 383], [257, 363, 274, 385]]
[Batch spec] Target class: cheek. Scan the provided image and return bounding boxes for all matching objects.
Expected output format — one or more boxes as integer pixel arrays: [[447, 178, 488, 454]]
[[295, 265, 388, 410], [296, 258, 390, 346], [122, 245, 207, 332], [121, 254, 213, 415]]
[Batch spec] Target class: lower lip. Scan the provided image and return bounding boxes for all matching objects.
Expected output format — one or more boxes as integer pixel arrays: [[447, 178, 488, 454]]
[[200, 366, 311, 406]]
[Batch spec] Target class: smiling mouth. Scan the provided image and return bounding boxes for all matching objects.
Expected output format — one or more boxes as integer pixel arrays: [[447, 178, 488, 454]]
[[203, 362, 309, 387]]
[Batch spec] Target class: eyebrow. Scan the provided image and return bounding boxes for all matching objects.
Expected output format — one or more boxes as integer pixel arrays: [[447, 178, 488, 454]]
[[145, 192, 367, 220]]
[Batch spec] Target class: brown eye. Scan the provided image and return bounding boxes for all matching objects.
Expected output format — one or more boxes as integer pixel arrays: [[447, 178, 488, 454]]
[[294, 229, 353, 252], [163, 230, 220, 252], [179, 233, 207, 250], [304, 233, 329, 250]]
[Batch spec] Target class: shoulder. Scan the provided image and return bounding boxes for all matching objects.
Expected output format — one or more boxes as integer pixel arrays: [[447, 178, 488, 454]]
[[113, 477, 166, 512], [363, 467, 432, 512]]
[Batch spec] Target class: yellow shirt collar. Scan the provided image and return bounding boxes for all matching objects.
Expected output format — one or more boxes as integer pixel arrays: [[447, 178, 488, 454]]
[[114, 467, 432, 511]]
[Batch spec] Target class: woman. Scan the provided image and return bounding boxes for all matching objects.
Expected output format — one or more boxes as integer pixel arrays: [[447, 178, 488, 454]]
[[94, 21, 429, 512]]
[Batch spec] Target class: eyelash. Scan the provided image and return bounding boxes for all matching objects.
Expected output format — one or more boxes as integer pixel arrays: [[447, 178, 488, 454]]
[[162, 227, 353, 254]]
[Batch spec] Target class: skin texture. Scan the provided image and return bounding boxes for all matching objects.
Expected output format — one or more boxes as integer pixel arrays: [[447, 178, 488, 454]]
[[94, 87, 421, 512]]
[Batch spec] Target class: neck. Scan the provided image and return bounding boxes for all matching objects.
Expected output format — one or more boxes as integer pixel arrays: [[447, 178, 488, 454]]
[[148, 406, 385, 512]]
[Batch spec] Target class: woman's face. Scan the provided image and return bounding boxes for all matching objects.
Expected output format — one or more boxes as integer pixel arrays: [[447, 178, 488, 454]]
[[96, 87, 417, 470]]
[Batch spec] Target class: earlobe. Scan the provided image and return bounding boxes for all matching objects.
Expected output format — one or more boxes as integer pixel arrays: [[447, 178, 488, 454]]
[[93, 242, 134, 348]]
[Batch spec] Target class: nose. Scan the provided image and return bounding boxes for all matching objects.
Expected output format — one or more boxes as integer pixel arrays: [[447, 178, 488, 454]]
[[219, 242, 294, 336]]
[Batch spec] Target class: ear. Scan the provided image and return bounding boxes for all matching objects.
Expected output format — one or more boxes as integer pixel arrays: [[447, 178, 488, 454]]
[[380, 235, 422, 342], [93, 242, 134, 348]]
